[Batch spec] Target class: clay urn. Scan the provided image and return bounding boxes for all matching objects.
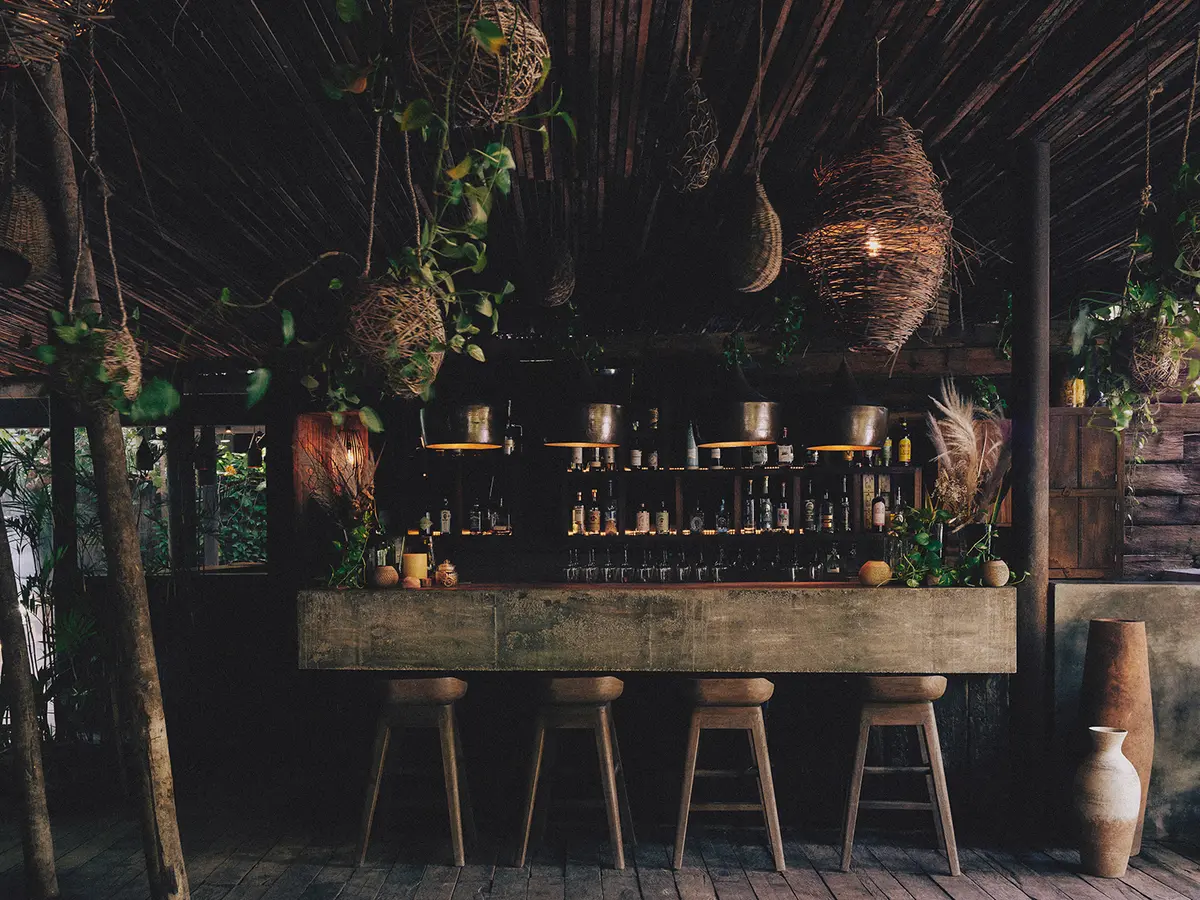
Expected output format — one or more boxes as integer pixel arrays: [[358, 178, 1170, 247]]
[[1073, 727, 1141, 877]]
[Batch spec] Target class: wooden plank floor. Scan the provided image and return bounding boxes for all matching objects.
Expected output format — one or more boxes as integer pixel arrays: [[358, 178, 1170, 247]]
[[1, 818, 1198, 900]]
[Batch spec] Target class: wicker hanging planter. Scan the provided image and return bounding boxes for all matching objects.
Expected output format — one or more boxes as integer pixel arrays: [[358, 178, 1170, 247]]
[[795, 117, 952, 353], [346, 276, 446, 399], [1, 0, 110, 69], [1125, 314, 1180, 394], [0, 179, 53, 288], [102, 325, 141, 400], [667, 74, 719, 193], [528, 236, 575, 307], [727, 179, 782, 292], [409, 0, 549, 127]]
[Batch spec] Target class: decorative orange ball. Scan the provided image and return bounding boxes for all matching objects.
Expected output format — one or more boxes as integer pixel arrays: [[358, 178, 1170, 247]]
[[858, 560, 892, 587], [401, 575, 422, 589]]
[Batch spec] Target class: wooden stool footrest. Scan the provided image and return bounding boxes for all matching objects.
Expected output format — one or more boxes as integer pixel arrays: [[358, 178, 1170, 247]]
[[863, 765, 932, 775], [690, 802, 765, 813], [695, 767, 759, 779], [858, 799, 934, 811]]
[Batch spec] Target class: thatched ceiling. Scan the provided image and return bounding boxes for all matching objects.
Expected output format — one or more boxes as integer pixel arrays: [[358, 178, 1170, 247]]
[[0, 0, 1198, 376]]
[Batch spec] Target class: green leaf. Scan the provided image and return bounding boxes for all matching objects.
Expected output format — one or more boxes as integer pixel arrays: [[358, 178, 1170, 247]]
[[246, 368, 272, 408], [218, 286, 232, 305], [466, 343, 485, 363], [474, 296, 493, 317], [336, 0, 361, 23], [358, 405, 384, 433], [537, 124, 550, 152], [35, 345, 56, 365], [450, 334, 466, 351], [329, 277, 344, 290], [53, 324, 80, 345], [130, 378, 181, 422], [470, 18, 507, 54], [557, 110, 577, 142], [533, 55, 552, 94], [300, 374, 320, 391], [495, 169, 511, 196], [447, 157, 472, 180], [281, 309, 295, 346], [395, 98, 433, 132]]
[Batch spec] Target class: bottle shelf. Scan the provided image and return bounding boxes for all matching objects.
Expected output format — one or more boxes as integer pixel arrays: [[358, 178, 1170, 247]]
[[563, 465, 921, 476], [564, 529, 886, 541]]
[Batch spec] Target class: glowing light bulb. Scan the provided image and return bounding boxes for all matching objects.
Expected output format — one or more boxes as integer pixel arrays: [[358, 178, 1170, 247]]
[[345, 440, 356, 466], [865, 229, 882, 257]]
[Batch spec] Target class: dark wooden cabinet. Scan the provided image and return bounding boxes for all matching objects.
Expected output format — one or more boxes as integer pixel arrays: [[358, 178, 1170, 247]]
[[1048, 408, 1123, 579]]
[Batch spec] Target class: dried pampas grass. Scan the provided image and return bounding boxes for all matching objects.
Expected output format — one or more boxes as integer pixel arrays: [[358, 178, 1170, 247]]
[[927, 379, 1010, 531]]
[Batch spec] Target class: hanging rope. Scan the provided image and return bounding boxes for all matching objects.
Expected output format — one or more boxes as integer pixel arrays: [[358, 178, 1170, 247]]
[[1126, 40, 1162, 287], [362, 0, 395, 278], [404, 128, 420, 245], [684, 0, 693, 70], [875, 35, 885, 116], [1182, 21, 1200, 167], [751, 0, 765, 172], [84, 28, 128, 327]]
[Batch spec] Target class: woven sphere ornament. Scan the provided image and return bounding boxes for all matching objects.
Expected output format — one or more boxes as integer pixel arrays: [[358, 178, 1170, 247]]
[[1, 0, 111, 69], [796, 117, 952, 353], [727, 179, 782, 292], [667, 74, 719, 193], [102, 325, 141, 400], [529, 237, 575, 307], [1178, 201, 1200, 276], [346, 277, 446, 399], [0, 179, 53, 287], [1126, 315, 1180, 394], [409, 0, 549, 127]]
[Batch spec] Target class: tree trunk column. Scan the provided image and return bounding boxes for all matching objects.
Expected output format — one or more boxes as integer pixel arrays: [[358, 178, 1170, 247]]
[[1011, 139, 1052, 826], [0, 496, 59, 899]]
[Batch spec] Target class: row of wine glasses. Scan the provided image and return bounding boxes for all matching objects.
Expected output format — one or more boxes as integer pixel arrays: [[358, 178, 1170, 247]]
[[561, 545, 859, 584]]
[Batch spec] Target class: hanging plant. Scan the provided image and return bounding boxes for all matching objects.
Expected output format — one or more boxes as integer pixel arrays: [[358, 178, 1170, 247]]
[[667, 73, 719, 193]]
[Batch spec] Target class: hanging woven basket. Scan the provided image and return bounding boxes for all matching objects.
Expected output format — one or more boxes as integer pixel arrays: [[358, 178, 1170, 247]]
[[667, 74, 719, 193], [1125, 314, 1180, 395], [346, 276, 446, 399], [528, 236, 575, 307], [727, 179, 782, 292], [0, 179, 53, 288], [794, 117, 952, 353], [1, 0, 110, 69], [409, 0, 549, 127], [102, 324, 141, 400]]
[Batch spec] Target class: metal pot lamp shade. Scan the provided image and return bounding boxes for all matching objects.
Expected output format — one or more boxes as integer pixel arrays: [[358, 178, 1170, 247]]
[[421, 402, 503, 450], [695, 365, 780, 448], [543, 401, 624, 448], [805, 359, 888, 451]]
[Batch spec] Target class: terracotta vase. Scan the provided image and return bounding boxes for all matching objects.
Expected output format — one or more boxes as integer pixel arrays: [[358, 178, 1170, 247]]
[[1077, 619, 1154, 854], [1073, 727, 1141, 877], [981, 559, 1009, 587]]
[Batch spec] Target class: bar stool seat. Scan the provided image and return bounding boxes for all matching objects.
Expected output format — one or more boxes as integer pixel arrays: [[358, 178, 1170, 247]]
[[359, 677, 475, 867], [518, 676, 634, 870], [674, 677, 784, 872], [841, 674, 959, 877]]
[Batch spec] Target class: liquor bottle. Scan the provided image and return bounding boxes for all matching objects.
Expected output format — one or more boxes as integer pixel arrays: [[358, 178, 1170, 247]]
[[493, 497, 512, 535], [808, 549, 823, 581], [685, 421, 700, 469], [655, 499, 670, 534], [864, 449, 875, 467], [758, 476, 774, 532], [571, 446, 584, 472], [776, 426, 794, 467], [714, 498, 730, 533], [803, 481, 817, 533], [688, 499, 705, 534], [891, 486, 905, 530], [750, 443, 768, 468], [604, 482, 619, 536], [775, 480, 790, 530], [871, 484, 888, 533], [806, 448, 820, 465], [710, 447, 723, 469], [882, 436, 893, 467], [603, 446, 616, 471], [419, 510, 433, 537], [646, 408, 660, 470], [503, 399, 521, 455], [842, 449, 855, 466], [838, 477, 852, 533], [630, 420, 643, 469], [820, 490, 834, 533], [439, 497, 452, 534], [824, 544, 842, 577], [636, 500, 651, 534], [589, 448, 602, 471], [587, 489, 602, 535], [898, 418, 912, 466], [744, 479, 757, 534], [572, 491, 585, 535], [469, 498, 484, 534]]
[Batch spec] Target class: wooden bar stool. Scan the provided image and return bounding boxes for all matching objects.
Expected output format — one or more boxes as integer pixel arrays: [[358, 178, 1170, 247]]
[[673, 678, 784, 872], [358, 677, 475, 866], [840, 675, 959, 876], [517, 676, 634, 870]]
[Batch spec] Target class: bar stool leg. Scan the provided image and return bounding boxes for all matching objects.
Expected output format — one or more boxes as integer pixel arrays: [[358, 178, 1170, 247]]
[[915, 716, 946, 852], [673, 711, 702, 870], [358, 718, 392, 866], [594, 703, 626, 870], [840, 708, 872, 872], [750, 708, 785, 873], [609, 711, 637, 850], [437, 705, 467, 867], [451, 711, 478, 851], [516, 713, 548, 868], [920, 705, 960, 876]]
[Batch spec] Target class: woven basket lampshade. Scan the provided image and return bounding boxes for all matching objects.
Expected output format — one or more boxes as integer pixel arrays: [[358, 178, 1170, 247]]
[[530, 236, 575, 308], [667, 74, 719, 193], [0, 179, 53, 287], [345, 276, 446, 399], [728, 179, 782, 292], [1, 0, 111, 69], [409, 0, 549, 127], [797, 117, 952, 353]]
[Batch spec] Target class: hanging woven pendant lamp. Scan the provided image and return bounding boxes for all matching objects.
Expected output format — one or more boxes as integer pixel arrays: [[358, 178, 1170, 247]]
[[1, 0, 112, 69], [796, 115, 951, 353], [0, 178, 52, 288]]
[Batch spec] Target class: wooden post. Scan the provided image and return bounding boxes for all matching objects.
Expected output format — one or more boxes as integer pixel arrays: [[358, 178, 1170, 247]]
[[1011, 139, 1052, 826], [35, 59, 190, 900], [49, 390, 82, 739], [0, 496, 59, 898]]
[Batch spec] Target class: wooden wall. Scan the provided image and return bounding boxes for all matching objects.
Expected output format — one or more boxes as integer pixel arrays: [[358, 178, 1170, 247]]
[[1124, 405, 1200, 577]]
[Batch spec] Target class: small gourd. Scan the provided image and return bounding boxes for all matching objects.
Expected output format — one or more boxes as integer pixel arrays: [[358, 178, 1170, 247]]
[[858, 560, 891, 587]]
